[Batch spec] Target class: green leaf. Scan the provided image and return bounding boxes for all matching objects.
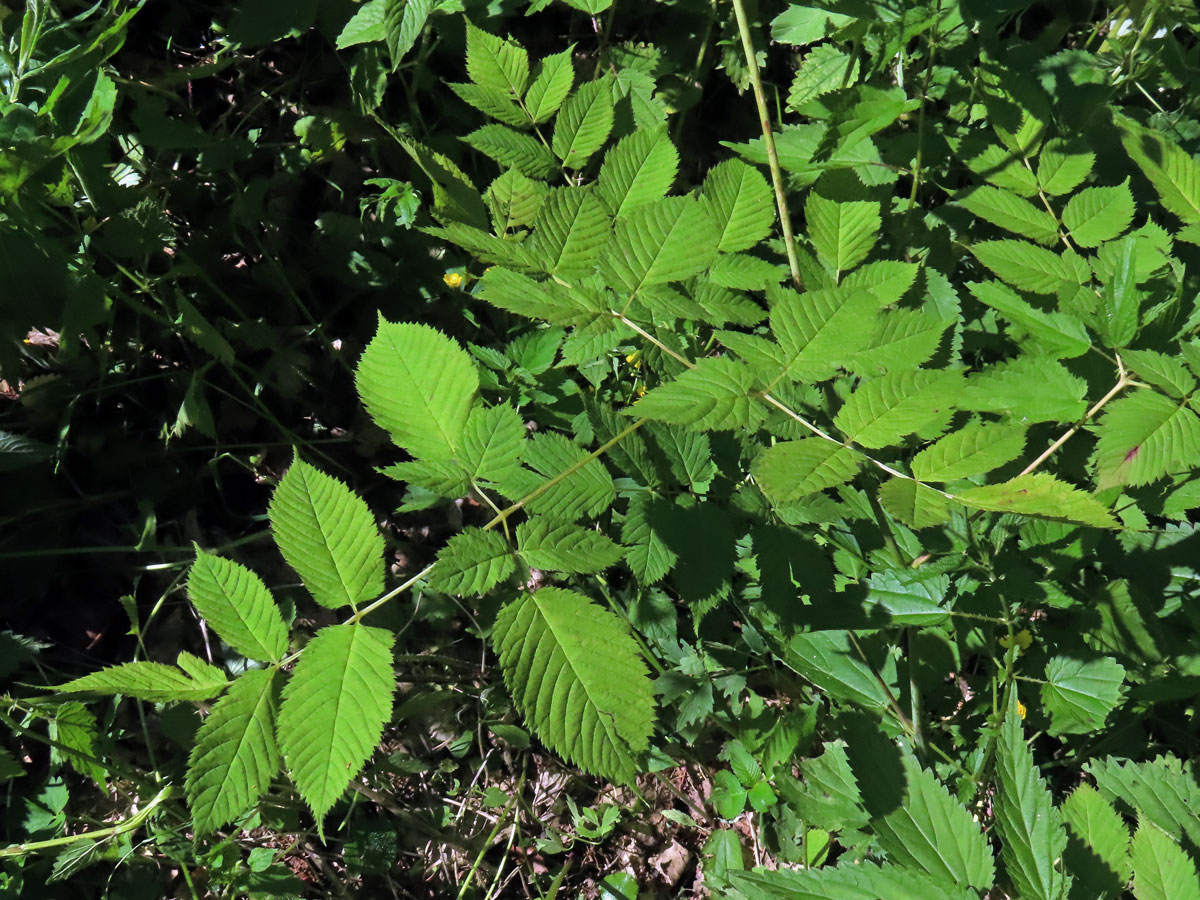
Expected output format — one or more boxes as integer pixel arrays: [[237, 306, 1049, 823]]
[[511, 432, 616, 521], [726, 861, 979, 900], [1086, 755, 1200, 850], [186, 669, 280, 834], [356, 318, 479, 459], [703, 829, 745, 880], [492, 588, 654, 783], [52, 702, 106, 789], [805, 194, 880, 275], [1037, 139, 1094, 196], [833, 369, 960, 449], [460, 404, 525, 484], [911, 423, 1027, 482], [381, 458, 469, 499], [877, 478, 953, 529], [428, 527, 515, 596], [1096, 234, 1140, 348], [485, 167, 547, 232], [621, 494, 677, 584], [268, 456, 384, 610], [840, 260, 921, 307], [1062, 784, 1131, 900], [995, 691, 1071, 900], [276, 624, 395, 825], [1115, 113, 1200, 228], [384, 0, 433, 68], [957, 474, 1118, 529], [1123, 349, 1195, 399], [477, 266, 596, 324], [553, 78, 615, 168], [849, 308, 947, 376], [701, 159, 774, 253], [465, 22, 528, 98], [966, 280, 1090, 358], [187, 550, 289, 663], [631, 357, 765, 432], [960, 356, 1087, 424], [1131, 821, 1200, 900], [866, 567, 950, 625], [524, 46, 574, 123], [597, 127, 679, 217], [787, 43, 858, 110], [337, 0, 385, 48], [790, 740, 870, 831], [782, 632, 891, 710], [517, 517, 623, 574], [448, 82, 527, 128], [59, 653, 226, 702], [528, 187, 610, 279], [1041, 656, 1126, 735], [752, 438, 862, 502], [465, 124, 557, 178], [711, 768, 748, 818], [599, 196, 721, 292], [709, 253, 786, 291], [1093, 392, 1200, 490], [770, 285, 879, 381], [1062, 181, 1135, 248], [956, 186, 1059, 245], [971, 240, 1085, 295], [871, 754, 995, 890]]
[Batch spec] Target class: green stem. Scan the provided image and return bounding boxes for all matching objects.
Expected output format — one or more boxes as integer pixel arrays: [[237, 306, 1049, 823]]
[[0, 785, 175, 858], [729, 0, 803, 289]]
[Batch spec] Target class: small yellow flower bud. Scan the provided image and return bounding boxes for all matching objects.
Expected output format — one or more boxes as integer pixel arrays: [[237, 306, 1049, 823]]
[[1017, 701, 1027, 720]]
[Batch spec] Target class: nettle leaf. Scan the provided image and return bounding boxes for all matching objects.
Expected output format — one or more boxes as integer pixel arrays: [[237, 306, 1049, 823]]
[[771, 285, 878, 381], [269, 456, 384, 611], [1092, 392, 1200, 489], [186, 668, 280, 834], [752, 438, 862, 502], [52, 702, 106, 789], [971, 240, 1086, 295], [276, 624, 395, 826], [833, 369, 960, 449], [60, 653, 226, 702], [1062, 181, 1135, 248], [787, 43, 859, 110], [957, 474, 1118, 529], [995, 691, 1071, 900], [356, 318, 479, 459], [1131, 821, 1200, 900], [517, 517, 623, 574], [701, 158, 774, 253], [878, 478, 953, 529], [1062, 783, 1131, 899], [465, 22, 528, 99], [805, 193, 880, 275], [621, 494, 677, 583], [866, 567, 950, 625], [553, 78, 615, 168], [514, 432, 615, 521], [911, 423, 1027, 482], [492, 588, 654, 783], [956, 185, 1059, 245], [599, 196, 721, 292], [597, 127, 679, 217], [465, 124, 557, 178], [1086, 755, 1200, 849], [460, 404, 525, 484], [960, 356, 1087, 424], [429, 527, 515, 596], [727, 862, 979, 900], [448, 82, 527, 128], [187, 550, 289, 662], [528, 187, 610, 279], [791, 740, 870, 831], [1041, 656, 1126, 735], [1037, 139, 1094, 196], [783, 632, 891, 710], [632, 357, 765, 432], [523, 45, 574, 123], [872, 755, 995, 890], [967, 280, 1090, 359], [1115, 113, 1200, 229]]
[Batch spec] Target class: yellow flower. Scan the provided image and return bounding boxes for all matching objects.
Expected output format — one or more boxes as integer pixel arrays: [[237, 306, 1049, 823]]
[[443, 272, 464, 289], [998, 629, 1033, 651], [636, 384, 647, 397], [1017, 701, 1027, 720]]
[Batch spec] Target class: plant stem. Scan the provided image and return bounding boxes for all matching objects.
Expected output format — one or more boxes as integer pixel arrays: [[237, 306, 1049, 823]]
[[729, 0, 803, 289]]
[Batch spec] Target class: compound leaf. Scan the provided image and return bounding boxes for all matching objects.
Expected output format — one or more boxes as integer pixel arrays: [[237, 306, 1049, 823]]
[[770, 285, 878, 381]]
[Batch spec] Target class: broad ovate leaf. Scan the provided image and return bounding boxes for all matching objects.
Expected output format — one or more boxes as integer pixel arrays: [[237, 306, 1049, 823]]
[[276, 624, 395, 826], [269, 456, 384, 610], [599, 196, 721, 292], [492, 588, 654, 783], [355, 318, 479, 460], [187, 550, 288, 662], [701, 158, 774, 253]]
